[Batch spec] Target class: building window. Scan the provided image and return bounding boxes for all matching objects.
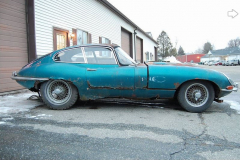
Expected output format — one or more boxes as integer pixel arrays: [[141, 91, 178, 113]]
[[77, 29, 88, 45], [53, 27, 69, 51], [99, 37, 111, 44]]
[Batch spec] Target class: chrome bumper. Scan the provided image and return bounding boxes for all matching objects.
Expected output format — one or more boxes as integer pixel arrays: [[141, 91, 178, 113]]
[[233, 83, 238, 92], [221, 83, 238, 92], [11, 71, 49, 81]]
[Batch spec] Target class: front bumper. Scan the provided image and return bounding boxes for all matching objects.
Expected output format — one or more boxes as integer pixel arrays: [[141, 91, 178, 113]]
[[221, 82, 238, 92]]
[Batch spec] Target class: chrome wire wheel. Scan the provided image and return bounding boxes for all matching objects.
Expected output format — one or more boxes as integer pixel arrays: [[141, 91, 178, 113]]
[[184, 83, 209, 107], [46, 80, 72, 105]]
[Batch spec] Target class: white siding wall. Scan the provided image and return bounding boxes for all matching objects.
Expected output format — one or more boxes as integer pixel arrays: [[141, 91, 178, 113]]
[[229, 55, 240, 60], [35, 0, 157, 60]]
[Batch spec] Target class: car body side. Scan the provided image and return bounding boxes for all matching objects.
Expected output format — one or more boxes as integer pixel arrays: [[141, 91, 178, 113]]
[[14, 46, 234, 101]]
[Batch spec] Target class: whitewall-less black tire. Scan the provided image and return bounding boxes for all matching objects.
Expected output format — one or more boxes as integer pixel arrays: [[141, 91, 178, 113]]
[[177, 81, 214, 113], [40, 80, 78, 110]]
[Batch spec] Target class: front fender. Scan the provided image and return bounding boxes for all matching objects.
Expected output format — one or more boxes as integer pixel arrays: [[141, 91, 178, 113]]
[[148, 65, 231, 90]]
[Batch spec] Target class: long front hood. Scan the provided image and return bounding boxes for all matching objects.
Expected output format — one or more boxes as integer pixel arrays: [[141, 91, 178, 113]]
[[147, 64, 231, 90]]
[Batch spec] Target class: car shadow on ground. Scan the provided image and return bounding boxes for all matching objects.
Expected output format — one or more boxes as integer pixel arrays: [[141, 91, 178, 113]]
[[71, 98, 186, 112], [33, 97, 234, 114]]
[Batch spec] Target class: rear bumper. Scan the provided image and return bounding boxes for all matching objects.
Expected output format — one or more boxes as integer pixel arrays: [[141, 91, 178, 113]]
[[11, 71, 49, 81]]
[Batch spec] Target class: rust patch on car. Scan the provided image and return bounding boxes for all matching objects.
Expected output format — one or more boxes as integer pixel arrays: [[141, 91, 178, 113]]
[[174, 82, 180, 88], [87, 81, 134, 90], [36, 61, 41, 66]]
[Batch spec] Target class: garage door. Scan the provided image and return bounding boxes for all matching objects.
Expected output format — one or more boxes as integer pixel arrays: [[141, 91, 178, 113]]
[[136, 36, 143, 63], [121, 28, 132, 57], [0, 0, 28, 92]]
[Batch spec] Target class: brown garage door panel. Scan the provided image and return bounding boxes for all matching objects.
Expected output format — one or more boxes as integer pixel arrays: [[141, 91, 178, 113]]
[[0, 30, 26, 37], [136, 37, 143, 63], [121, 28, 132, 57], [0, 0, 28, 93], [0, 85, 24, 93], [0, 1, 25, 12], [0, 57, 28, 62], [1, 13, 25, 23], [0, 19, 26, 29], [0, 7, 25, 19], [0, 62, 28, 68], [0, 35, 28, 43]]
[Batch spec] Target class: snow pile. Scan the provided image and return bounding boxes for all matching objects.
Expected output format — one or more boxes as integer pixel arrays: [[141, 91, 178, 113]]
[[164, 56, 182, 63], [225, 100, 240, 114], [0, 92, 43, 116]]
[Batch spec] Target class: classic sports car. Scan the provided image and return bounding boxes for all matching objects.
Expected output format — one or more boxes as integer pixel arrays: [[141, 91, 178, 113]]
[[12, 44, 238, 112]]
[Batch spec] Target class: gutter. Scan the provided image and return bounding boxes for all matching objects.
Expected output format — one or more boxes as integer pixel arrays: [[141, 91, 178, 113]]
[[134, 28, 138, 62]]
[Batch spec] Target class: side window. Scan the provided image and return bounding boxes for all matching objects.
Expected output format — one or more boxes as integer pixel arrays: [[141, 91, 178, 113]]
[[84, 47, 116, 64], [54, 48, 85, 63]]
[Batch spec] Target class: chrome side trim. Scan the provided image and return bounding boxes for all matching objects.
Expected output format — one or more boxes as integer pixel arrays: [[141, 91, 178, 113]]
[[12, 76, 49, 81]]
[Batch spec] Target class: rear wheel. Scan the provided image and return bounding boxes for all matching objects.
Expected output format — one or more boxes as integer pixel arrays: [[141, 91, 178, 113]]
[[177, 81, 214, 113], [40, 80, 78, 110]]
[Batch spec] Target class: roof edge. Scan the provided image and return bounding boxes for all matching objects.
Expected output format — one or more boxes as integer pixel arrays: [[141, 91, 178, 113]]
[[96, 0, 158, 44]]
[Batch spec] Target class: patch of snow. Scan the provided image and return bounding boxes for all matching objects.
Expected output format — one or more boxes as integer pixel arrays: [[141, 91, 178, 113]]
[[164, 56, 181, 63], [0, 121, 6, 125], [37, 114, 52, 117], [2, 117, 14, 121], [0, 92, 43, 116], [25, 114, 52, 119], [225, 100, 240, 114]]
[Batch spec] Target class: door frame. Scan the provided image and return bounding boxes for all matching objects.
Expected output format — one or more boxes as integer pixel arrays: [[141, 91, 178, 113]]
[[53, 27, 70, 51]]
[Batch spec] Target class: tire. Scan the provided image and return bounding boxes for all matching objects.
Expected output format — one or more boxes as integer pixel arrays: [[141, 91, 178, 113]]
[[40, 80, 78, 110], [177, 81, 214, 113]]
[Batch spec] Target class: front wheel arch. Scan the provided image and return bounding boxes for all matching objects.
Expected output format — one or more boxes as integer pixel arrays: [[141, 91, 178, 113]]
[[176, 80, 215, 113], [174, 79, 220, 99]]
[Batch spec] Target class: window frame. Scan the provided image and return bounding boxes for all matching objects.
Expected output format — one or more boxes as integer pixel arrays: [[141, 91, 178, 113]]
[[53, 47, 87, 64], [82, 46, 118, 65], [99, 36, 111, 44], [76, 28, 89, 45], [53, 46, 118, 65]]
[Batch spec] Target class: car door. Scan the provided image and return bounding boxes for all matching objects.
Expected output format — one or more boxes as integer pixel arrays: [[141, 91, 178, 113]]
[[84, 46, 135, 97]]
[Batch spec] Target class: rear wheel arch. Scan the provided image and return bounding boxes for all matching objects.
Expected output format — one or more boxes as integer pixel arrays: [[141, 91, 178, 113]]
[[39, 79, 79, 110]]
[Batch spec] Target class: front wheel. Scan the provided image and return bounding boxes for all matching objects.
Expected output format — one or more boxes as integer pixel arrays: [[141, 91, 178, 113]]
[[177, 81, 214, 113], [40, 80, 78, 110]]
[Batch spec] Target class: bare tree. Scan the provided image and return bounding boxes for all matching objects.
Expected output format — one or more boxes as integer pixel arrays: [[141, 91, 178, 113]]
[[157, 31, 173, 58], [203, 42, 213, 54], [228, 38, 240, 48], [195, 48, 203, 54]]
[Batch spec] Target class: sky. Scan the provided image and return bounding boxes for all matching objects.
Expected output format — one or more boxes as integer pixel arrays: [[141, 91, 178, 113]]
[[108, 0, 240, 53]]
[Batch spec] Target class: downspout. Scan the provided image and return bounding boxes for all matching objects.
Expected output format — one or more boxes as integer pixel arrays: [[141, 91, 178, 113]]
[[25, 0, 37, 62], [133, 27, 138, 62]]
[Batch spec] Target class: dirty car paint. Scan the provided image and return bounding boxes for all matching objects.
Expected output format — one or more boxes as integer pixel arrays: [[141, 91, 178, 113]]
[[12, 44, 234, 101]]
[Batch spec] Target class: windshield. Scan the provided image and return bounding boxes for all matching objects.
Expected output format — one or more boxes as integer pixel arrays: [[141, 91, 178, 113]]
[[115, 47, 137, 65]]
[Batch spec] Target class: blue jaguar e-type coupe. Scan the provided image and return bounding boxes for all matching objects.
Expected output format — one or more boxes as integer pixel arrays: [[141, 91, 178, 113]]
[[12, 44, 238, 112]]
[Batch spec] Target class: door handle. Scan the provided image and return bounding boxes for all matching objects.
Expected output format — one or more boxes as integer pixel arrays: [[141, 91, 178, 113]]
[[87, 68, 97, 71]]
